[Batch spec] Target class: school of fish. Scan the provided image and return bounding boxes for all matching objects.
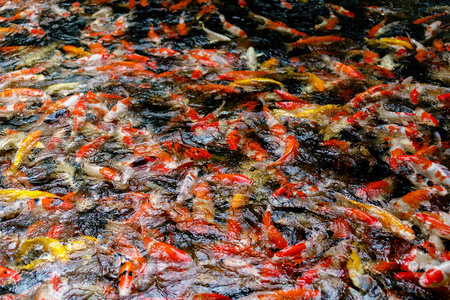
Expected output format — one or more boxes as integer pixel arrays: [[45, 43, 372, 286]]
[[0, 0, 448, 298]]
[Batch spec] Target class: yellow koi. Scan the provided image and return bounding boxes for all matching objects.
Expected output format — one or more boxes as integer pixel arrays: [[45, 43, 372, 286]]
[[297, 105, 342, 121], [65, 236, 99, 252], [229, 78, 283, 90], [347, 246, 365, 289], [0, 189, 59, 201], [307, 73, 326, 92], [230, 193, 249, 210], [335, 193, 415, 240], [6, 130, 41, 174], [18, 237, 69, 263], [379, 38, 414, 49]]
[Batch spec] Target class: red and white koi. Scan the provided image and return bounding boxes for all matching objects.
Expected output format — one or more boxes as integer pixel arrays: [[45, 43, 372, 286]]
[[249, 12, 307, 37], [415, 213, 450, 239], [103, 97, 130, 122], [390, 154, 450, 188], [83, 162, 120, 182], [147, 48, 180, 57], [377, 106, 439, 127], [315, 12, 341, 31], [420, 260, 450, 287], [327, 3, 355, 18], [391, 186, 447, 214], [424, 21, 442, 40], [217, 14, 247, 38]]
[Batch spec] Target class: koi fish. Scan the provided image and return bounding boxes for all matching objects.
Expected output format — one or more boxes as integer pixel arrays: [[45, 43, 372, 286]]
[[76, 135, 110, 163], [262, 205, 288, 249], [420, 261, 450, 287], [6, 130, 41, 175], [218, 14, 247, 38], [327, 3, 355, 18], [390, 154, 450, 188], [249, 12, 306, 37], [335, 193, 415, 240], [415, 213, 450, 239], [287, 36, 345, 51], [0, 266, 21, 285], [142, 232, 192, 263], [118, 260, 137, 297], [199, 21, 231, 43]]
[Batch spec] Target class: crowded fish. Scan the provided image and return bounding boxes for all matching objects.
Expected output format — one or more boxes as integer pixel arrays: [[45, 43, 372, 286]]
[[0, 0, 448, 299]]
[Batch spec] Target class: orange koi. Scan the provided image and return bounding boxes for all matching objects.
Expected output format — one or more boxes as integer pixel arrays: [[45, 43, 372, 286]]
[[75, 135, 109, 163], [185, 84, 239, 95], [118, 260, 136, 297], [250, 287, 319, 299], [84, 163, 120, 182], [273, 89, 307, 103], [162, 141, 211, 159], [275, 102, 305, 109], [273, 240, 310, 260], [331, 61, 365, 80], [193, 293, 232, 300], [28, 196, 73, 212], [238, 0, 246, 8], [349, 84, 390, 108], [267, 135, 299, 168], [355, 178, 394, 201], [413, 12, 447, 25], [177, 13, 189, 36], [142, 232, 192, 262], [192, 182, 215, 224], [241, 138, 268, 161], [122, 54, 157, 69], [211, 174, 253, 185], [288, 36, 345, 50], [0, 266, 21, 285], [226, 128, 241, 151], [363, 50, 380, 64], [341, 207, 382, 228], [144, 26, 159, 45], [169, 0, 192, 12], [94, 61, 146, 74], [62, 45, 91, 57], [216, 71, 270, 81], [437, 93, 450, 103], [262, 205, 288, 249], [250, 12, 306, 37], [320, 139, 349, 152]]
